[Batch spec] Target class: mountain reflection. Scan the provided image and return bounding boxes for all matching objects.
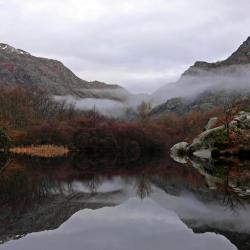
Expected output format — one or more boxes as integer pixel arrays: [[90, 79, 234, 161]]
[[0, 153, 250, 249]]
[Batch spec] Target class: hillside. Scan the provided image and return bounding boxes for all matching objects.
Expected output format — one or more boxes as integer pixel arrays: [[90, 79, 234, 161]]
[[151, 36, 250, 115], [0, 43, 130, 102]]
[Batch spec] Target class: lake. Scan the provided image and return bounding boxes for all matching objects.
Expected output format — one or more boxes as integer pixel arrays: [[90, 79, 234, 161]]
[[0, 153, 249, 250]]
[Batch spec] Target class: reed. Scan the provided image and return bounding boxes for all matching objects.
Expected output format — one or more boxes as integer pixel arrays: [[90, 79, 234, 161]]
[[10, 145, 69, 158]]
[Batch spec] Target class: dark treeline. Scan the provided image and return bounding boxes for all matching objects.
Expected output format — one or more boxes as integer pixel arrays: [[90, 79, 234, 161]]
[[0, 86, 224, 157]]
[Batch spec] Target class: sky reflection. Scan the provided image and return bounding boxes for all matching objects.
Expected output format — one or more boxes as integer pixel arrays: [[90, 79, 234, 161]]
[[1, 198, 236, 250]]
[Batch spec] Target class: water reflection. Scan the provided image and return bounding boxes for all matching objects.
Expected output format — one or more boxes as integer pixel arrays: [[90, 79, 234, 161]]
[[135, 174, 152, 199], [1, 198, 236, 250], [0, 153, 250, 249]]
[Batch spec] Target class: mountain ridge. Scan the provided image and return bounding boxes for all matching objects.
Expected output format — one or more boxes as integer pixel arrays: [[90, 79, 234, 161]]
[[151, 36, 250, 115], [182, 36, 250, 77], [0, 43, 130, 102]]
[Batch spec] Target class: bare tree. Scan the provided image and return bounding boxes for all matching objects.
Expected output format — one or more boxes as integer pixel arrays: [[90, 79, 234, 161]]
[[137, 101, 152, 126], [221, 167, 244, 212], [135, 174, 152, 200], [220, 93, 243, 137]]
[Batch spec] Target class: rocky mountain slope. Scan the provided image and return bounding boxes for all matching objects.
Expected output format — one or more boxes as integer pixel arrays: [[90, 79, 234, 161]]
[[0, 43, 130, 101], [151, 36, 250, 114], [183, 36, 250, 76], [151, 89, 247, 116]]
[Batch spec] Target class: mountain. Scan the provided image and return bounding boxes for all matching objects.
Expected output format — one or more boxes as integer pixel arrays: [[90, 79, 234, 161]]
[[151, 36, 250, 114], [182, 36, 250, 76], [0, 43, 130, 102]]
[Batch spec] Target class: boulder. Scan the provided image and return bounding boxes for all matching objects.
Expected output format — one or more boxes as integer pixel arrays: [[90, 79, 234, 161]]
[[170, 142, 188, 154], [171, 111, 250, 162], [170, 142, 189, 164], [188, 126, 225, 153], [193, 150, 211, 159]]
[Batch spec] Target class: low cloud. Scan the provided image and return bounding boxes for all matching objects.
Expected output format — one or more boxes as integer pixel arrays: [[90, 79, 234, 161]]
[[151, 64, 250, 104], [54, 95, 127, 117]]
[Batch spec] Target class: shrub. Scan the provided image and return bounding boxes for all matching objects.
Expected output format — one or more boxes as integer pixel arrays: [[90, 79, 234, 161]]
[[73, 122, 165, 157], [73, 127, 117, 155], [0, 129, 10, 151], [15, 122, 75, 148]]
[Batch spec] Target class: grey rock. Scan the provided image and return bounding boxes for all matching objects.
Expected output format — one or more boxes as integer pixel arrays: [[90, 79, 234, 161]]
[[189, 111, 250, 153], [188, 126, 225, 153], [151, 97, 189, 116], [170, 142, 189, 164], [193, 150, 211, 159]]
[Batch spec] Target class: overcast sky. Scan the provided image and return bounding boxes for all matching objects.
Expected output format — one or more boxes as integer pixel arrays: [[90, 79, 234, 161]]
[[0, 0, 250, 93]]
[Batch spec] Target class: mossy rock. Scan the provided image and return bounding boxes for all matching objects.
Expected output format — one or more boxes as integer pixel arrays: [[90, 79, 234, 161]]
[[203, 128, 227, 148], [189, 126, 227, 152]]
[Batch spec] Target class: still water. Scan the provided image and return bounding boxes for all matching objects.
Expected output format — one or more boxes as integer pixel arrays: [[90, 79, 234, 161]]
[[0, 154, 249, 250]]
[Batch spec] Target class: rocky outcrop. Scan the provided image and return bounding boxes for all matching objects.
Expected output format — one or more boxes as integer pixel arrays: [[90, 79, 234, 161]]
[[151, 97, 190, 116], [170, 118, 226, 160], [171, 111, 250, 162], [188, 126, 225, 153]]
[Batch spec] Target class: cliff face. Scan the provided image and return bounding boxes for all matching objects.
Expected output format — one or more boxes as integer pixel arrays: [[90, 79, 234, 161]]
[[0, 43, 130, 101]]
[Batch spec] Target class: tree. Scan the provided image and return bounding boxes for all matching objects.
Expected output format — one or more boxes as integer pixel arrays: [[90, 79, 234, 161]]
[[137, 101, 151, 126], [220, 94, 243, 138], [136, 174, 152, 199]]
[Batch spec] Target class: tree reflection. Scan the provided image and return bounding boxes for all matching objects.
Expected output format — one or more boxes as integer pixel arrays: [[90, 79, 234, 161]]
[[0, 153, 9, 169], [135, 173, 152, 200], [221, 167, 245, 212], [84, 175, 101, 193]]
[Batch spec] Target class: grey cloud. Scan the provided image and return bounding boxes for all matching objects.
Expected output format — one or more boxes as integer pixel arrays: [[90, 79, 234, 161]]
[[0, 0, 250, 93]]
